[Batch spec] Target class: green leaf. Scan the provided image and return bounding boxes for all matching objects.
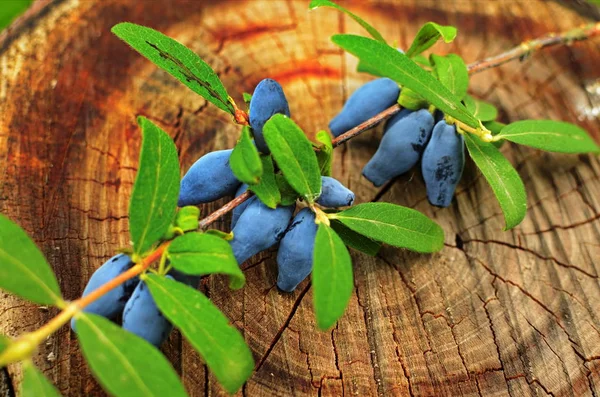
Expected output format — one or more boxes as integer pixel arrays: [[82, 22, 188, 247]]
[[21, 362, 62, 397], [145, 275, 254, 394], [495, 120, 600, 154], [0, 214, 62, 305], [463, 95, 498, 122], [130, 117, 180, 256], [406, 22, 457, 58], [330, 220, 381, 256], [312, 224, 353, 330], [204, 229, 234, 241], [168, 232, 244, 289], [398, 87, 428, 110], [263, 114, 322, 202], [464, 133, 527, 230], [329, 203, 444, 253], [112, 23, 235, 115], [76, 313, 188, 397], [248, 155, 281, 208], [309, 0, 386, 43], [332, 35, 479, 128], [230, 126, 263, 185], [276, 174, 300, 206], [0, 335, 9, 354], [356, 60, 384, 77], [484, 121, 506, 135], [315, 130, 333, 177], [0, 0, 32, 30], [430, 54, 469, 100], [413, 54, 432, 67], [174, 206, 200, 232], [242, 92, 252, 105]]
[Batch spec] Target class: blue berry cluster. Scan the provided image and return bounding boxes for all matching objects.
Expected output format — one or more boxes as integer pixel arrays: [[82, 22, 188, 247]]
[[72, 78, 355, 347], [331, 78, 465, 208]]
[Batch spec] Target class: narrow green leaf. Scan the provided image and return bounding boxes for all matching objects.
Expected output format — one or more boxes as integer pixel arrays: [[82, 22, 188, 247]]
[[263, 114, 322, 202], [174, 206, 200, 232], [398, 87, 428, 110], [112, 23, 235, 115], [242, 92, 252, 105], [406, 22, 457, 58], [76, 313, 188, 397], [430, 54, 469, 100], [146, 275, 254, 394], [130, 117, 180, 256], [495, 120, 600, 154], [413, 54, 432, 67], [484, 121, 506, 135], [309, 0, 387, 43], [463, 95, 498, 122], [168, 232, 244, 289], [356, 60, 384, 77], [276, 174, 300, 206], [330, 220, 381, 256], [21, 362, 62, 397], [248, 155, 281, 208], [230, 126, 263, 185], [330, 203, 444, 253], [332, 35, 479, 128], [315, 130, 333, 177], [464, 133, 527, 230], [0, 214, 62, 305], [313, 224, 353, 330]]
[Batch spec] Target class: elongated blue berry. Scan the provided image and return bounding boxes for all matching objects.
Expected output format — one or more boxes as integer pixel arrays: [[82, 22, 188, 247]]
[[231, 184, 250, 229], [179, 149, 241, 206], [70, 254, 138, 330], [249, 78, 291, 153], [122, 276, 174, 347], [276, 208, 317, 292], [329, 78, 400, 137], [421, 120, 465, 207], [316, 177, 354, 208], [362, 109, 435, 187], [230, 199, 294, 264]]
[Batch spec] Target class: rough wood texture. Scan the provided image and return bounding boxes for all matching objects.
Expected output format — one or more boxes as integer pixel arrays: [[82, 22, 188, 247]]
[[1, 0, 600, 395]]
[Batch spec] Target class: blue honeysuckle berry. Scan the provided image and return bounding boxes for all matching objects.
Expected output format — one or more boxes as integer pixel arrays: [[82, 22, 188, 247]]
[[70, 254, 138, 331], [276, 208, 317, 292], [362, 109, 435, 187], [421, 120, 465, 208], [249, 78, 291, 154], [316, 176, 355, 208], [122, 276, 174, 347], [178, 149, 241, 206], [329, 78, 400, 137], [229, 198, 295, 265]]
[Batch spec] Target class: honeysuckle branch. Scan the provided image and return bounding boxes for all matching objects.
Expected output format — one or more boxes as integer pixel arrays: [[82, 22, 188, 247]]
[[3, 22, 598, 368]]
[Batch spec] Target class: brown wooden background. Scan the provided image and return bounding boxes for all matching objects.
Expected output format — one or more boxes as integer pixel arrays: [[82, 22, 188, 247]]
[[1, 0, 600, 395]]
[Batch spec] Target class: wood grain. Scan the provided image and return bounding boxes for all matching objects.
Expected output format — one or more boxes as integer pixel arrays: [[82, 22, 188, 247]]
[[1, 0, 599, 395]]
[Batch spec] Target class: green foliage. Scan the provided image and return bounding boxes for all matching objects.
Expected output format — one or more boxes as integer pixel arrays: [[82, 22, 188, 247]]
[[21, 361, 63, 397], [242, 92, 252, 105], [406, 22, 457, 58], [129, 117, 180, 256], [329, 203, 444, 253], [0, 214, 62, 306], [168, 232, 244, 289], [0, 0, 32, 30], [76, 313, 188, 397], [174, 206, 200, 232], [398, 87, 428, 110], [263, 114, 322, 202], [463, 95, 498, 122], [331, 34, 479, 128], [230, 126, 263, 185], [146, 275, 254, 394], [430, 54, 469, 100], [330, 220, 381, 256], [0, 335, 9, 354], [464, 133, 527, 230], [276, 174, 300, 206], [248, 155, 281, 208], [112, 23, 236, 115], [315, 130, 334, 176], [308, 0, 386, 43], [496, 120, 600, 154], [312, 224, 353, 330]]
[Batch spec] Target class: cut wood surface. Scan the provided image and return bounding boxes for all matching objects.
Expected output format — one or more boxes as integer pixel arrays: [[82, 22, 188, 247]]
[[1, 0, 600, 395]]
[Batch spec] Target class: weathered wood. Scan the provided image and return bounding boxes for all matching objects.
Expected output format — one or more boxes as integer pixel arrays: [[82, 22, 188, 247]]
[[1, 0, 599, 395]]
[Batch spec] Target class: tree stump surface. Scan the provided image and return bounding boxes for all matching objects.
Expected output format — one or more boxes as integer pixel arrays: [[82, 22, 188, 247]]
[[1, 0, 600, 395]]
